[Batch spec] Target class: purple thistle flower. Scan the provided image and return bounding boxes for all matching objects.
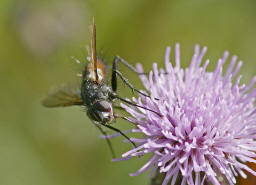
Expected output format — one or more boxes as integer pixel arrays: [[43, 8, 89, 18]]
[[118, 44, 256, 185]]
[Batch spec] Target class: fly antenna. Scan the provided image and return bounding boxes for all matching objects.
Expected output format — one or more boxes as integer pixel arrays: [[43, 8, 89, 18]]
[[90, 17, 98, 81]]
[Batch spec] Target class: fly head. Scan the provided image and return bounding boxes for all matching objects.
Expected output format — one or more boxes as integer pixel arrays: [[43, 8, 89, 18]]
[[87, 100, 114, 124]]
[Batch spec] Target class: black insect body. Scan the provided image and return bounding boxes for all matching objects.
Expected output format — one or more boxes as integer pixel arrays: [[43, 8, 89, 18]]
[[42, 18, 162, 157], [81, 65, 115, 124]]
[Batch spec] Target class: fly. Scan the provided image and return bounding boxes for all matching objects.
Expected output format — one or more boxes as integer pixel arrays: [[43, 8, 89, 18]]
[[42, 17, 162, 157]]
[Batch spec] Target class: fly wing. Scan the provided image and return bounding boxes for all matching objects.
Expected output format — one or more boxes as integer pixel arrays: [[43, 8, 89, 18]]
[[89, 17, 98, 82], [42, 84, 83, 107]]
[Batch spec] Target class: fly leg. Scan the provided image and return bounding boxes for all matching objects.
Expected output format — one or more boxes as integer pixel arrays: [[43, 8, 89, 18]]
[[112, 56, 147, 75], [111, 56, 150, 98], [111, 94, 163, 118], [112, 55, 168, 79], [100, 123, 136, 148], [92, 121, 116, 158]]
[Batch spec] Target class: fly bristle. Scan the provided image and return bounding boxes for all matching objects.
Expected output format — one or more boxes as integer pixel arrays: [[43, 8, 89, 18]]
[[86, 56, 91, 62], [71, 56, 82, 64]]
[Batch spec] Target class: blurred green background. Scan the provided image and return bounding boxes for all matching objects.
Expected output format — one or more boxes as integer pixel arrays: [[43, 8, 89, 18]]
[[1, 0, 256, 185]]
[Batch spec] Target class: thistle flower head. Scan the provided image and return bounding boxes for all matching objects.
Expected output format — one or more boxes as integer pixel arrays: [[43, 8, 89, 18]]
[[119, 44, 256, 185]]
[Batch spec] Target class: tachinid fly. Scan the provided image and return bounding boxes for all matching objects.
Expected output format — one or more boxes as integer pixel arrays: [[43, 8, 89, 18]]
[[42, 18, 162, 157]]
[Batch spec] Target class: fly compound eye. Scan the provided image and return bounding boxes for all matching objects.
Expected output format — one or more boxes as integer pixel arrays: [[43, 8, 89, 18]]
[[93, 100, 112, 113], [90, 100, 113, 123]]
